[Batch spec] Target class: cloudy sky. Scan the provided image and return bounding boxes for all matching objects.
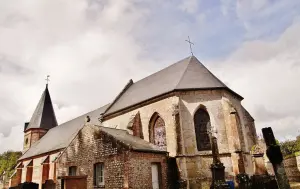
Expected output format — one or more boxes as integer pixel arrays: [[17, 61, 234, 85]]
[[1, 0, 300, 152]]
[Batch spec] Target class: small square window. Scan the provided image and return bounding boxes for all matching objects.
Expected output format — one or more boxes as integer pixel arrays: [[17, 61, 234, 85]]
[[68, 166, 77, 176]]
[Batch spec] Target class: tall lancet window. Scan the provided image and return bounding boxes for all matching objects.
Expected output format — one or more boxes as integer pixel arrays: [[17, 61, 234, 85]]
[[194, 108, 212, 151], [149, 113, 167, 150]]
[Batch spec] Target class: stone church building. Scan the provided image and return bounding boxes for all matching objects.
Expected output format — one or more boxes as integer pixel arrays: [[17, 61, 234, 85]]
[[9, 56, 258, 189]]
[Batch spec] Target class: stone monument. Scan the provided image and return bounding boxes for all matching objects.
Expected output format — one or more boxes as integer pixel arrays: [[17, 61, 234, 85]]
[[210, 136, 230, 189]]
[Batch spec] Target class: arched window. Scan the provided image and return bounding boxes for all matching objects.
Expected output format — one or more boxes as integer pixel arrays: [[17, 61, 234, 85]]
[[194, 108, 212, 151], [149, 113, 167, 150]]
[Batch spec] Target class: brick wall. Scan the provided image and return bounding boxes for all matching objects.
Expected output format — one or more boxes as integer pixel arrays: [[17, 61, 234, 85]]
[[9, 169, 22, 187], [56, 125, 126, 189], [23, 129, 48, 151], [128, 151, 168, 189], [56, 124, 168, 189]]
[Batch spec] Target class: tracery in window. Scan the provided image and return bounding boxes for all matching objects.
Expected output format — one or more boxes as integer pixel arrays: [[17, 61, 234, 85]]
[[149, 113, 167, 150]]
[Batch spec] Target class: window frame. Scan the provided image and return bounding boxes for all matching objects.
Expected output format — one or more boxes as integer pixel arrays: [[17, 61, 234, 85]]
[[149, 113, 167, 150], [194, 108, 212, 151], [68, 166, 77, 176], [94, 162, 105, 187]]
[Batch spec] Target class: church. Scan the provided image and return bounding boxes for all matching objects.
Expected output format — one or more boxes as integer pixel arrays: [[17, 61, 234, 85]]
[[9, 56, 258, 189]]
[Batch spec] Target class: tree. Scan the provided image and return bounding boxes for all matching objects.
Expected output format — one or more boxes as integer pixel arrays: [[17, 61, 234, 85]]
[[280, 136, 300, 158], [0, 151, 22, 178]]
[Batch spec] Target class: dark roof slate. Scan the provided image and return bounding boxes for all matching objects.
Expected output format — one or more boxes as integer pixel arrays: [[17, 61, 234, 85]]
[[26, 85, 58, 131], [105, 56, 241, 115], [98, 126, 166, 153], [20, 104, 110, 160]]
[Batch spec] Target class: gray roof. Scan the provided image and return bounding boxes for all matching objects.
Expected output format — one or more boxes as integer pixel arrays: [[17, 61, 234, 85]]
[[98, 126, 166, 153], [105, 56, 241, 115], [26, 85, 58, 131], [20, 104, 110, 160]]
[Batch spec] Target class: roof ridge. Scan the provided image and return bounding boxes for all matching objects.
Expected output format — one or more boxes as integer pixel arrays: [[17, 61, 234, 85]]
[[197, 59, 228, 87], [129, 56, 191, 86], [174, 56, 193, 89], [52, 103, 111, 129], [104, 79, 133, 114]]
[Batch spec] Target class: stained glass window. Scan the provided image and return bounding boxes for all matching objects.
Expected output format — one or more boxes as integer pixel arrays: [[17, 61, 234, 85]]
[[149, 114, 167, 150], [194, 108, 212, 151]]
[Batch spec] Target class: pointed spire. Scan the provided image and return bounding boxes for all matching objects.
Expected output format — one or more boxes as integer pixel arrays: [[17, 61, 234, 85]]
[[25, 85, 58, 131]]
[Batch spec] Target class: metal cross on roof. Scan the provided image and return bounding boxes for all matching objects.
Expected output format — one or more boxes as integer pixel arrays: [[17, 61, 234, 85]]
[[185, 36, 194, 56], [45, 75, 50, 85]]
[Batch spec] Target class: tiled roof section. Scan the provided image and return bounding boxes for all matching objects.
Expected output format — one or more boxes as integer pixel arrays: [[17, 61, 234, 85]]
[[105, 56, 241, 115], [20, 103, 110, 160], [99, 126, 166, 153], [26, 85, 58, 131], [175, 56, 227, 89]]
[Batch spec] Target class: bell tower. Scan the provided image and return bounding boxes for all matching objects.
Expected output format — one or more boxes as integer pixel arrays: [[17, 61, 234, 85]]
[[23, 84, 58, 152]]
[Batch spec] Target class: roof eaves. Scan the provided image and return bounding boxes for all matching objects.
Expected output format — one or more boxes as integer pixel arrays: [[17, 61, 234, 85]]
[[103, 90, 175, 118], [131, 148, 168, 154], [104, 87, 243, 118], [19, 148, 64, 161]]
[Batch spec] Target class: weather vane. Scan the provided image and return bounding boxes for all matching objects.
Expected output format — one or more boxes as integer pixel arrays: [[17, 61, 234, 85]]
[[185, 36, 194, 56], [45, 75, 50, 85]]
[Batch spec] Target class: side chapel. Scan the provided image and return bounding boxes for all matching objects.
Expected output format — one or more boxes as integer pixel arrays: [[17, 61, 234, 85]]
[[9, 56, 258, 189]]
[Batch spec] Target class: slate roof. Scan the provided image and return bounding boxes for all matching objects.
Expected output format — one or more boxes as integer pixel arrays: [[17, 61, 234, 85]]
[[99, 126, 166, 153], [19, 55, 240, 160], [105, 56, 242, 115], [26, 85, 58, 131], [20, 104, 110, 160]]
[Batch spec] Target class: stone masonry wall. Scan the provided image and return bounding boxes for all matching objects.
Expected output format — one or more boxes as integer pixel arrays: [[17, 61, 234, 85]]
[[179, 90, 228, 155], [128, 152, 168, 189], [101, 89, 256, 188], [222, 91, 255, 175], [178, 90, 255, 187], [56, 124, 168, 189], [56, 124, 127, 189], [283, 155, 300, 182], [102, 96, 179, 157]]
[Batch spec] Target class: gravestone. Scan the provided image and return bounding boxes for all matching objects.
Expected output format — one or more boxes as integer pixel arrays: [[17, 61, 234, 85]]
[[210, 136, 230, 189], [262, 127, 290, 189], [251, 144, 268, 175]]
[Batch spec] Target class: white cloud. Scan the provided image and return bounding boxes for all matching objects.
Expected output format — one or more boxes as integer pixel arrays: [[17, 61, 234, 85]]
[[1, 0, 300, 153], [0, 0, 166, 152], [178, 0, 199, 14], [209, 20, 300, 140]]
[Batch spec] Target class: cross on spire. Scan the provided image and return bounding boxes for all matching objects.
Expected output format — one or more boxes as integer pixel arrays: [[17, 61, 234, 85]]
[[185, 36, 194, 56], [45, 75, 50, 86]]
